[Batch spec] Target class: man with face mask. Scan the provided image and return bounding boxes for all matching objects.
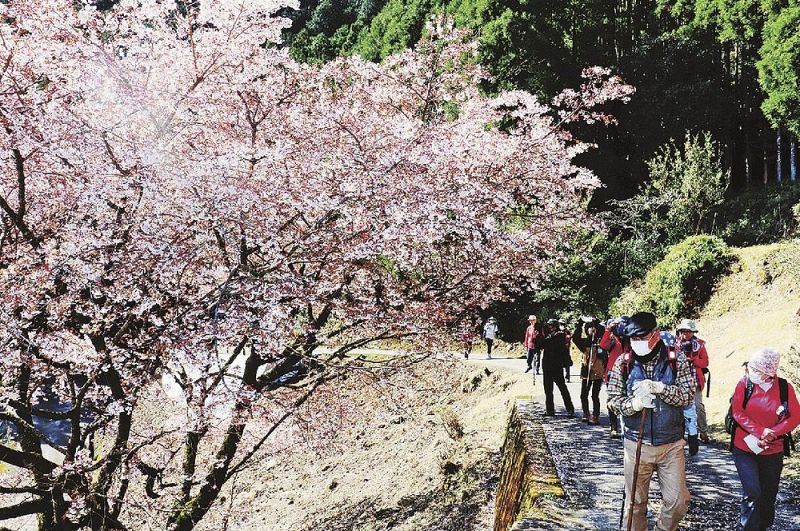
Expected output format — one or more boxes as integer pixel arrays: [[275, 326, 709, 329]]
[[607, 312, 696, 531]]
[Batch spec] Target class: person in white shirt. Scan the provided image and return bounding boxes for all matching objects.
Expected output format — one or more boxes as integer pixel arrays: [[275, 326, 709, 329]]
[[482, 317, 499, 359]]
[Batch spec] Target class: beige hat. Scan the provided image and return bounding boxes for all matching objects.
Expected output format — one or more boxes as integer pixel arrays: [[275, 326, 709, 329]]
[[676, 319, 698, 333], [528, 315, 537, 321], [749, 348, 780, 377]]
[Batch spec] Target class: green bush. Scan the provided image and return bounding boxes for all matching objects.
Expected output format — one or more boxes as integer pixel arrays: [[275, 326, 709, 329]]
[[610, 235, 735, 328]]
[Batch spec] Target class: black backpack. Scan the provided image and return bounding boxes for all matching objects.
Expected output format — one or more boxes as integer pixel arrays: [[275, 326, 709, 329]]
[[726, 377, 795, 456]]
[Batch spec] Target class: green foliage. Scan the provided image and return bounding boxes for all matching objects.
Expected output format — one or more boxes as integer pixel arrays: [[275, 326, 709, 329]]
[[758, 5, 800, 136], [530, 231, 655, 322], [353, 0, 438, 61], [711, 182, 800, 246], [613, 131, 729, 245], [610, 235, 735, 327]]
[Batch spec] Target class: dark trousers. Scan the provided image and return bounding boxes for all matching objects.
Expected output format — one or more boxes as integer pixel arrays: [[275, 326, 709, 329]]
[[526, 348, 540, 372], [732, 447, 784, 530], [580, 378, 602, 417], [608, 406, 620, 432], [485, 338, 493, 355], [543, 368, 574, 415]]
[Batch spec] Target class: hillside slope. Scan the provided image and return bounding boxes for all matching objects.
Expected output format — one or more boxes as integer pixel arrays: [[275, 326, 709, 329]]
[[693, 240, 800, 433]]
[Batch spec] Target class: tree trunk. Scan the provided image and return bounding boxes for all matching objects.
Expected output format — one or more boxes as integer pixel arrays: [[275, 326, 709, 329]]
[[776, 129, 783, 183], [763, 129, 770, 185]]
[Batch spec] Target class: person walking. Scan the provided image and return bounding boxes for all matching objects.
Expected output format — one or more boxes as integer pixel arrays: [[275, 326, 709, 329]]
[[482, 317, 498, 359], [607, 312, 695, 531], [731, 348, 800, 531], [541, 318, 575, 417], [523, 315, 541, 373], [572, 317, 607, 425], [601, 316, 627, 438], [675, 319, 710, 443]]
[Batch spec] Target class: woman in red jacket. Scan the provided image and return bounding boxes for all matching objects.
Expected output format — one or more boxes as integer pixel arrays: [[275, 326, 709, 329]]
[[731, 348, 800, 531]]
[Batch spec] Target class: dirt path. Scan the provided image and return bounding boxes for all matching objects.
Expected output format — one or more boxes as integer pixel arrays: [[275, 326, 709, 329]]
[[472, 355, 800, 531]]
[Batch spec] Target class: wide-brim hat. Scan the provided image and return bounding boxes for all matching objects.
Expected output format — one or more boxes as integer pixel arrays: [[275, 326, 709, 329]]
[[676, 319, 698, 333]]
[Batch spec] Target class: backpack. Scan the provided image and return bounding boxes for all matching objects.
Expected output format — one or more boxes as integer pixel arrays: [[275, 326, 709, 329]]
[[727, 377, 795, 457], [619, 349, 678, 385]]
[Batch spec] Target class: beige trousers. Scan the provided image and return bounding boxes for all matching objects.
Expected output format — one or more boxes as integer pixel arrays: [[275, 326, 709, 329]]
[[695, 391, 708, 435], [623, 438, 690, 531]]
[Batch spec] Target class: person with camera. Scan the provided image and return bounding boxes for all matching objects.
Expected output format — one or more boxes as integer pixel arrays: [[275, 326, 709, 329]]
[[572, 317, 607, 425], [601, 316, 627, 438], [731, 348, 800, 531], [675, 319, 710, 445], [559, 318, 573, 382], [607, 312, 695, 531]]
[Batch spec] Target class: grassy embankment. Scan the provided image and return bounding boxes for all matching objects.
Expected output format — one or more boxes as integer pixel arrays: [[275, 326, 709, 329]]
[[693, 240, 800, 474]]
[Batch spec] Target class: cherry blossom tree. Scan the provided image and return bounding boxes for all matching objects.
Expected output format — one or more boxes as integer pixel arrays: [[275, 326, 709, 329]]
[[0, 1, 632, 529]]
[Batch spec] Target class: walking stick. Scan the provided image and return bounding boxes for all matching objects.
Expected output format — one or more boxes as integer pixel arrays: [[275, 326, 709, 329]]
[[626, 408, 648, 531]]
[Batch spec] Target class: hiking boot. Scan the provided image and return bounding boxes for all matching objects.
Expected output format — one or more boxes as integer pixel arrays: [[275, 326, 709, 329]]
[[699, 432, 710, 443], [588, 415, 600, 425], [581, 412, 590, 423], [565, 410, 576, 418], [610, 428, 621, 439], [544, 411, 556, 417], [688, 435, 699, 456]]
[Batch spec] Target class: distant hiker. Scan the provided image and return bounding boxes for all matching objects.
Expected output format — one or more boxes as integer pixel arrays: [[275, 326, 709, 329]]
[[482, 317, 498, 359], [460, 324, 477, 360], [601, 316, 627, 438], [731, 348, 800, 531], [542, 318, 576, 417], [675, 319, 710, 444], [560, 318, 573, 382], [572, 317, 607, 425], [523, 315, 541, 373], [607, 312, 695, 531]]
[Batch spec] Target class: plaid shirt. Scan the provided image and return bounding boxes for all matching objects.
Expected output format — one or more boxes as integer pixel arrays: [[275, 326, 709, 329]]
[[607, 350, 695, 416]]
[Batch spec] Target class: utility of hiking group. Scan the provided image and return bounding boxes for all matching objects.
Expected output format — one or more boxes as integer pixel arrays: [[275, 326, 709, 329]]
[[468, 312, 799, 531]]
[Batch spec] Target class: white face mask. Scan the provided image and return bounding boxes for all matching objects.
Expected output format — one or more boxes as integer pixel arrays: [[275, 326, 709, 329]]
[[749, 372, 773, 391], [630, 340, 651, 357]]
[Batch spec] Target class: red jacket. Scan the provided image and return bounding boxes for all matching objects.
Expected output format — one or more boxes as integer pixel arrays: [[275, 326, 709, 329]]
[[599, 328, 623, 382], [732, 376, 800, 456], [523, 325, 540, 349], [675, 337, 709, 391]]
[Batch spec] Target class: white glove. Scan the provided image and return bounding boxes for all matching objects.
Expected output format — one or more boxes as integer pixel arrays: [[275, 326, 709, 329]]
[[634, 379, 666, 395], [630, 395, 655, 411], [632, 381, 651, 398]]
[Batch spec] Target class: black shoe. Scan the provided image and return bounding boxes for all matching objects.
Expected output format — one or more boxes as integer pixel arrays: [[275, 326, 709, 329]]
[[544, 412, 556, 417], [525, 366, 532, 373], [688, 435, 699, 456], [566, 410, 576, 418]]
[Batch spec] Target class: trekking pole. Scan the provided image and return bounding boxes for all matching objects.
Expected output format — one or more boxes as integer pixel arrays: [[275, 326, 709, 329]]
[[626, 408, 648, 531]]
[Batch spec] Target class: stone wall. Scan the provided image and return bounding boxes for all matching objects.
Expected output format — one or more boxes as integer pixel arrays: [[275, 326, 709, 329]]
[[493, 400, 567, 531]]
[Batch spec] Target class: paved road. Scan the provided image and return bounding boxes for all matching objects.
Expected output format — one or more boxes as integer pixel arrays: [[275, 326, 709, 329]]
[[472, 355, 800, 531]]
